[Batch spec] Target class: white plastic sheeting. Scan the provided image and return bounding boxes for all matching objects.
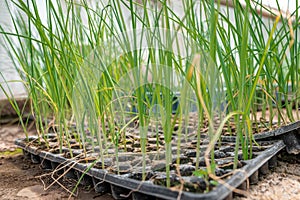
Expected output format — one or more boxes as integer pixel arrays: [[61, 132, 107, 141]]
[[0, 1, 27, 100]]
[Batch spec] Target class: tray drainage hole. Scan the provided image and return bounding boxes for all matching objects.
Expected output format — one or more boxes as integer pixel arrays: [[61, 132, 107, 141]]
[[268, 155, 278, 169], [233, 181, 248, 198], [64, 168, 77, 179], [237, 181, 248, 191], [40, 159, 52, 170], [50, 162, 64, 175], [75, 171, 93, 186], [249, 170, 259, 185], [92, 177, 110, 194], [111, 184, 132, 199], [259, 162, 269, 176], [31, 154, 40, 164]]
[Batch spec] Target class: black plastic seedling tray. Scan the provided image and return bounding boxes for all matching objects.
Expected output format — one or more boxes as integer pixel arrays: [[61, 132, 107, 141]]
[[253, 121, 300, 154], [16, 139, 285, 200], [252, 121, 300, 140], [15, 121, 300, 200]]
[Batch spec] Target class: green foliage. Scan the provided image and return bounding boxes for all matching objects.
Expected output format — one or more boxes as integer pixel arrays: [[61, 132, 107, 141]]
[[0, 0, 299, 188]]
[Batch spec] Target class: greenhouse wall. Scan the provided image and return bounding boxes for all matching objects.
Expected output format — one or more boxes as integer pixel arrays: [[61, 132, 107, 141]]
[[0, 1, 27, 100]]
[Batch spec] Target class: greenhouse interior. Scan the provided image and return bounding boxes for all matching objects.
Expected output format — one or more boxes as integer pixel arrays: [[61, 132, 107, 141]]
[[0, 0, 299, 199]]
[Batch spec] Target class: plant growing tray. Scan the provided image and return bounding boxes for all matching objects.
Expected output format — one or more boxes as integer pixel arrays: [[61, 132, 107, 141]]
[[15, 124, 294, 200], [251, 121, 300, 155], [253, 121, 300, 140]]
